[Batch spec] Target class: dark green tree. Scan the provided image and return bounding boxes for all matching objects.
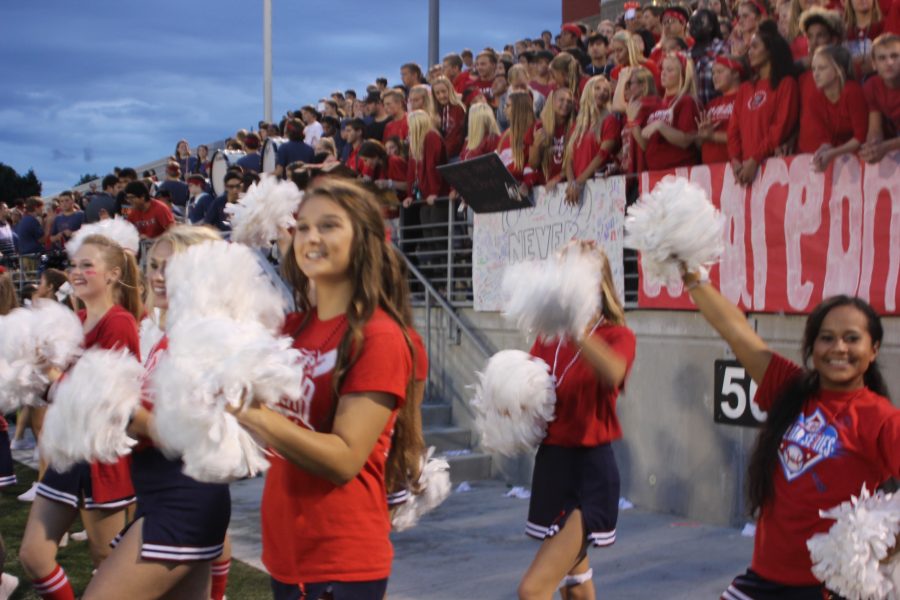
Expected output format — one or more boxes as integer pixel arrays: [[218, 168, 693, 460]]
[[76, 173, 100, 186], [0, 163, 42, 203]]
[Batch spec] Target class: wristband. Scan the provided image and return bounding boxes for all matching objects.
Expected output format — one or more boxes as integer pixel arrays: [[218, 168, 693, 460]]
[[685, 275, 709, 291]]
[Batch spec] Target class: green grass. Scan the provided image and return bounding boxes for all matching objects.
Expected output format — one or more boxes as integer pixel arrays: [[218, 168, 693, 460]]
[[1, 462, 272, 599]]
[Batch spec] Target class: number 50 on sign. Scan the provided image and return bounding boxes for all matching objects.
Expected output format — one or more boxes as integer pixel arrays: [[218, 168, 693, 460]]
[[713, 360, 768, 427]]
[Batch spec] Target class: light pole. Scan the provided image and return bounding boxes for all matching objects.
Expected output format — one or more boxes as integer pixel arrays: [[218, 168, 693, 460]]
[[428, 0, 439, 69], [263, 0, 273, 123]]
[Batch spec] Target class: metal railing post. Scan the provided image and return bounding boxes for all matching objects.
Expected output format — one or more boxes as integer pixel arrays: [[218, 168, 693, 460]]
[[446, 198, 454, 298]]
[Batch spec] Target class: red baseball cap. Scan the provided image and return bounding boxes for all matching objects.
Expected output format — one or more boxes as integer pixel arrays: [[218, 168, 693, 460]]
[[560, 23, 582, 38]]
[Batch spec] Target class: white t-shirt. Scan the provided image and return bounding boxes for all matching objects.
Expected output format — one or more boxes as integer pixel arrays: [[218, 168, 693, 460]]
[[304, 121, 324, 148]]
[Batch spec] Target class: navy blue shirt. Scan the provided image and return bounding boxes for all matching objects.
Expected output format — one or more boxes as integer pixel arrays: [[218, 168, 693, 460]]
[[236, 152, 262, 173], [158, 179, 191, 208], [188, 192, 213, 224], [51, 211, 84, 240], [85, 192, 119, 223], [276, 140, 315, 167], [15, 214, 44, 255], [204, 195, 232, 231]]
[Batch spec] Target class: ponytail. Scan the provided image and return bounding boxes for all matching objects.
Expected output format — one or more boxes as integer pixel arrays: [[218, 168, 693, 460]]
[[79, 234, 144, 321]]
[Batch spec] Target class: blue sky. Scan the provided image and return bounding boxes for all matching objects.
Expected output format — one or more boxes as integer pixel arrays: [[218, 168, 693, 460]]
[[1, 1, 560, 195]]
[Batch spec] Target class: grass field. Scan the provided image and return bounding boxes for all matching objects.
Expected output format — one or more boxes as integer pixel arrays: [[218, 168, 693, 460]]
[[1, 462, 272, 599]]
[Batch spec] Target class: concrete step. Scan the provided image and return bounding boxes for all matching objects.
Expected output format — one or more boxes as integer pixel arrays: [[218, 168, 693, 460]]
[[441, 451, 492, 483], [421, 403, 451, 428], [424, 426, 471, 453]]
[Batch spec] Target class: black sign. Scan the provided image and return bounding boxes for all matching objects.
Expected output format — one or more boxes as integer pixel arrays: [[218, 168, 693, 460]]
[[437, 153, 534, 213], [713, 359, 768, 427]]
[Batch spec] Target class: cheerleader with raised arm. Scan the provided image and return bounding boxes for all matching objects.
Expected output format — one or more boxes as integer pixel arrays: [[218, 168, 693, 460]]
[[82, 225, 232, 600], [19, 234, 142, 600], [518, 243, 636, 600], [233, 178, 419, 600]]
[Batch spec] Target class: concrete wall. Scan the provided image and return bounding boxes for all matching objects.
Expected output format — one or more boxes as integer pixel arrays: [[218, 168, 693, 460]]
[[423, 307, 900, 527]]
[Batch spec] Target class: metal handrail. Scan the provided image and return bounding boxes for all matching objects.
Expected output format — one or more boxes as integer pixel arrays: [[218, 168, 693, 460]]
[[400, 251, 494, 361]]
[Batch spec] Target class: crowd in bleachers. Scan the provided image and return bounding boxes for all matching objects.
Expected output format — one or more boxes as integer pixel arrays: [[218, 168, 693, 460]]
[[2, 0, 899, 275]]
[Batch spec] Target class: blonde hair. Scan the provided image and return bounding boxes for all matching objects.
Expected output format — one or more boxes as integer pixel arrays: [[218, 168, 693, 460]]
[[630, 65, 659, 98], [409, 84, 437, 121], [611, 31, 644, 68], [0, 272, 17, 315], [500, 91, 535, 171], [507, 64, 530, 88], [812, 45, 849, 91], [845, 0, 882, 31], [549, 52, 581, 98], [466, 103, 501, 151], [430, 77, 465, 110], [538, 87, 576, 178], [145, 225, 222, 319], [79, 234, 143, 322], [316, 137, 337, 158], [662, 52, 699, 103], [407, 109, 437, 161], [563, 76, 612, 173]]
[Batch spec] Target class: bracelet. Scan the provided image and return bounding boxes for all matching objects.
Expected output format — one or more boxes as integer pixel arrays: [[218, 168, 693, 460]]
[[684, 276, 709, 291]]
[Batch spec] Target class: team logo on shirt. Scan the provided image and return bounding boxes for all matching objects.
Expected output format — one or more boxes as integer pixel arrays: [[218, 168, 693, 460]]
[[748, 91, 767, 110], [778, 408, 840, 482], [273, 348, 336, 430]]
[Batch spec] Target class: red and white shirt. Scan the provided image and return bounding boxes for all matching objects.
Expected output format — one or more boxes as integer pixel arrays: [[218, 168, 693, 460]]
[[261, 308, 412, 584], [750, 353, 900, 586], [701, 92, 736, 165], [643, 93, 700, 171], [570, 114, 622, 179]]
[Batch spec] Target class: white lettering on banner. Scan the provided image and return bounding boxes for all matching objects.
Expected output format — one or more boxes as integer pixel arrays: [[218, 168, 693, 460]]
[[784, 155, 823, 310], [861, 154, 900, 311], [719, 166, 752, 306], [823, 156, 863, 299], [472, 178, 626, 312], [750, 159, 789, 311]]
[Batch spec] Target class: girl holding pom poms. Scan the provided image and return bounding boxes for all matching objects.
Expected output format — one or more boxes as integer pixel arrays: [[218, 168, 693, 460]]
[[20, 234, 142, 600], [83, 225, 233, 600], [518, 242, 636, 600], [680, 269, 900, 599], [234, 178, 418, 600]]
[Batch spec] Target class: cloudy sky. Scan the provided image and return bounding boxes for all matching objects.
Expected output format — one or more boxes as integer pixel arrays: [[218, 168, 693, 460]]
[[1, 1, 561, 195]]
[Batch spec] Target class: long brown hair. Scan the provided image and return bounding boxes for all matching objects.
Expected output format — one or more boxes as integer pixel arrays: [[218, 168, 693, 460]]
[[280, 178, 420, 491], [500, 91, 535, 171], [79, 234, 143, 321], [0, 272, 17, 315]]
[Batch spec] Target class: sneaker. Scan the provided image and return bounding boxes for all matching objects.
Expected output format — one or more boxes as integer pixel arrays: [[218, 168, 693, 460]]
[[17, 482, 38, 502], [71, 530, 88, 542], [10, 438, 34, 450], [0, 573, 20, 600]]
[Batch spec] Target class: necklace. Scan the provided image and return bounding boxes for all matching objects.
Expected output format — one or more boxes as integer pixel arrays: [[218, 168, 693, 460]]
[[316, 314, 347, 353], [551, 317, 604, 388]]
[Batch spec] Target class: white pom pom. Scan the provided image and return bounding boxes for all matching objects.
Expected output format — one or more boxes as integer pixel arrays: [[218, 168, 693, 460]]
[[225, 174, 303, 248], [624, 176, 724, 287], [470, 350, 556, 457], [164, 240, 287, 333], [808, 485, 900, 600], [151, 317, 305, 482], [66, 218, 140, 255], [391, 447, 452, 532], [139, 314, 164, 365], [41, 349, 143, 472], [0, 300, 83, 413], [502, 250, 602, 340]]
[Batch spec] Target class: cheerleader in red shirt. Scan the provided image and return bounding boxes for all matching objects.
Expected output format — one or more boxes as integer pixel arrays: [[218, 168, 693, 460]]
[[633, 51, 701, 170], [528, 88, 576, 188], [680, 270, 900, 599], [727, 21, 800, 185], [431, 77, 467, 160], [234, 178, 417, 600], [497, 92, 538, 191], [518, 243, 636, 600], [83, 225, 232, 600], [798, 45, 869, 171], [697, 55, 745, 164], [563, 76, 621, 205], [20, 234, 142, 600]]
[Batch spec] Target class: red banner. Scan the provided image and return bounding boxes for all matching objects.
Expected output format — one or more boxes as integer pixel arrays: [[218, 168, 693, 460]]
[[637, 153, 900, 315]]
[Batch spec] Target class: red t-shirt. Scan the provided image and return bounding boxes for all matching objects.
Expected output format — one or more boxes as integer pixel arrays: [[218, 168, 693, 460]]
[[453, 71, 471, 94], [727, 77, 800, 163], [610, 61, 662, 92], [459, 133, 500, 161], [790, 35, 809, 61], [526, 121, 568, 182], [344, 143, 363, 173], [621, 96, 662, 175], [466, 78, 495, 104], [863, 74, 900, 138], [701, 92, 736, 165], [531, 323, 636, 447], [383, 115, 409, 143], [262, 309, 412, 584], [529, 80, 554, 98], [571, 114, 622, 178], [127, 199, 174, 239], [410, 328, 428, 383], [750, 353, 900, 586], [797, 80, 868, 154], [405, 130, 448, 198], [643, 94, 700, 170], [79, 305, 140, 502]]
